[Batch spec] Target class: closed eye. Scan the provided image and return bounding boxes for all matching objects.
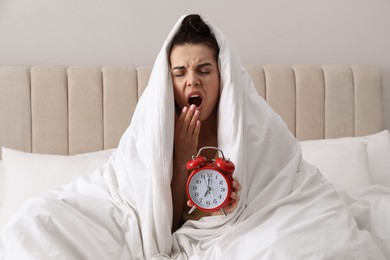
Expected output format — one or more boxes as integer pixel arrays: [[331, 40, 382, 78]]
[[172, 66, 185, 77], [197, 63, 213, 75]]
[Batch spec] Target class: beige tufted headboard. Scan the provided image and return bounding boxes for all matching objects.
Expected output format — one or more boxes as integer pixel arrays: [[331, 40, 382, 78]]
[[0, 65, 383, 158]]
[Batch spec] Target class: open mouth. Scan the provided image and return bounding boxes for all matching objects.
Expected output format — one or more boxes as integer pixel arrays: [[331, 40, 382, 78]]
[[188, 95, 203, 108]]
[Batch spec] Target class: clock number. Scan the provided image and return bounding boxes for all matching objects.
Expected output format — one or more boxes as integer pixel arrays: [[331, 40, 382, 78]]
[[221, 187, 226, 192], [192, 186, 197, 190], [219, 180, 223, 185], [213, 199, 218, 204], [196, 180, 201, 184], [194, 192, 199, 197], [201, 174, 205, 179], [207, 173, 213, 177], [206, 200, 210, 206]]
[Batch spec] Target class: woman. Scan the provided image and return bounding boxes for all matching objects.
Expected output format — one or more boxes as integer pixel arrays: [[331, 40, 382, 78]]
[[169, 14, 241, 232]]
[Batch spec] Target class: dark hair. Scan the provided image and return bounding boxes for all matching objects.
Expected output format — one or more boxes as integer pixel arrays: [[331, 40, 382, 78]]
[[168, 14, 219, 60]]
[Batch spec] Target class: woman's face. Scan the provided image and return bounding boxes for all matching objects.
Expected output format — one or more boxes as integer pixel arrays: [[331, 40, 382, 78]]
[[170, 43, 220, 121]]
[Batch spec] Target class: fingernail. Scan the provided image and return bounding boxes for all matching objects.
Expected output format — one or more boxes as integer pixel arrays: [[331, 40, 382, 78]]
[[190, 104, 196, 110], [182, 107, 188, 113]]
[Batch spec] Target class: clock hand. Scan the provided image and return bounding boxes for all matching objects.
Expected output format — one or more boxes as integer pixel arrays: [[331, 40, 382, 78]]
[[203, 179, 208, 189], [207, 177, 212, 194], [208, 177, 215, 196], [203, 177, 212, 197], [204, 186, 211, 197], [203, 179, 209, 197]]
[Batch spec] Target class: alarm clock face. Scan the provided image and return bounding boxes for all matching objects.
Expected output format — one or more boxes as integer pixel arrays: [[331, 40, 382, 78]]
[[187, 168, 230, 211]]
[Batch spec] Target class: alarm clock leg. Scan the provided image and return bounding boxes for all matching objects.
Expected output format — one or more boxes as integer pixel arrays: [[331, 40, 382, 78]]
[[188, 206, 196, 214], [220, 208, 227, 216]]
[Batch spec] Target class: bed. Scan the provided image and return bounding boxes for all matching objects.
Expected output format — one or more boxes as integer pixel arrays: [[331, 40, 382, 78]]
[[0, 64, 389, 258]]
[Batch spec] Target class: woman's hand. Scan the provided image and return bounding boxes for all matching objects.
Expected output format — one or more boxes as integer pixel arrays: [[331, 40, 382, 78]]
[[174, 104, 201, 164], [187, 179, 242, 216], [171, 104, 201, 232]]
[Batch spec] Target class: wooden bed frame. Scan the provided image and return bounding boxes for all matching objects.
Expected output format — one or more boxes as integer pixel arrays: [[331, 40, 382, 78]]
[[0, 65, 383, 158]]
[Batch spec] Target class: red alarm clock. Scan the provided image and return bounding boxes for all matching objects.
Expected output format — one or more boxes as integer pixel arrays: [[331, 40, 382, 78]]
[[186, 146, 235, 216]]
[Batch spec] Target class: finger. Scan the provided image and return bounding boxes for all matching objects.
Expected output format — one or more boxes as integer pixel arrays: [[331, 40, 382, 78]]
[[175, 106, 188, 132], [187, 109, 199, 130], [230, 191, 240, 202], [188, 110, 200, 137], [181, 105, 198, 137], [221, 192, 240, 214], [193, 120, 201, 141], [232, 180, 241, 192], [187, 200, 194, 207], [183, 105, 196, 128], [224, 199, 239, 214]]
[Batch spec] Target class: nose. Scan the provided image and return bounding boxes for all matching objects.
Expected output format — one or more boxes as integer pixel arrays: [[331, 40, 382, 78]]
[[187, 71, 200, 87]]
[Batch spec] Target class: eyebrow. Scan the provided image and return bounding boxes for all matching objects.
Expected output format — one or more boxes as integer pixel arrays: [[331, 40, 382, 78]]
[[197, 63, 213, 68], [171, 63, 213, 71], [172, 66, 185, 71]]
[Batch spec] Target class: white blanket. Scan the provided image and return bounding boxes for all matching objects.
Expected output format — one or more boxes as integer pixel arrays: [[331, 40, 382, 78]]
[[1, 16, 389, 259]]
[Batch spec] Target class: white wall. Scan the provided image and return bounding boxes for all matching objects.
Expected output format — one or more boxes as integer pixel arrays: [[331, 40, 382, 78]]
[[1, 0, 390, 129]]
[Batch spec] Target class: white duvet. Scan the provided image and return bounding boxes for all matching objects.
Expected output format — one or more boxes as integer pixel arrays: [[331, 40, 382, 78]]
[[1, 16, 389, 259]]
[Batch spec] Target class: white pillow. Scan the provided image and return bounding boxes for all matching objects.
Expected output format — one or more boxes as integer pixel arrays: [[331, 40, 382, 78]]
[[301, 130, 390, 187], [355, 130, 390, 186], [0, 147, 115, 228], [301, 140, 372, 192], [0, 160, 3, 206]]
